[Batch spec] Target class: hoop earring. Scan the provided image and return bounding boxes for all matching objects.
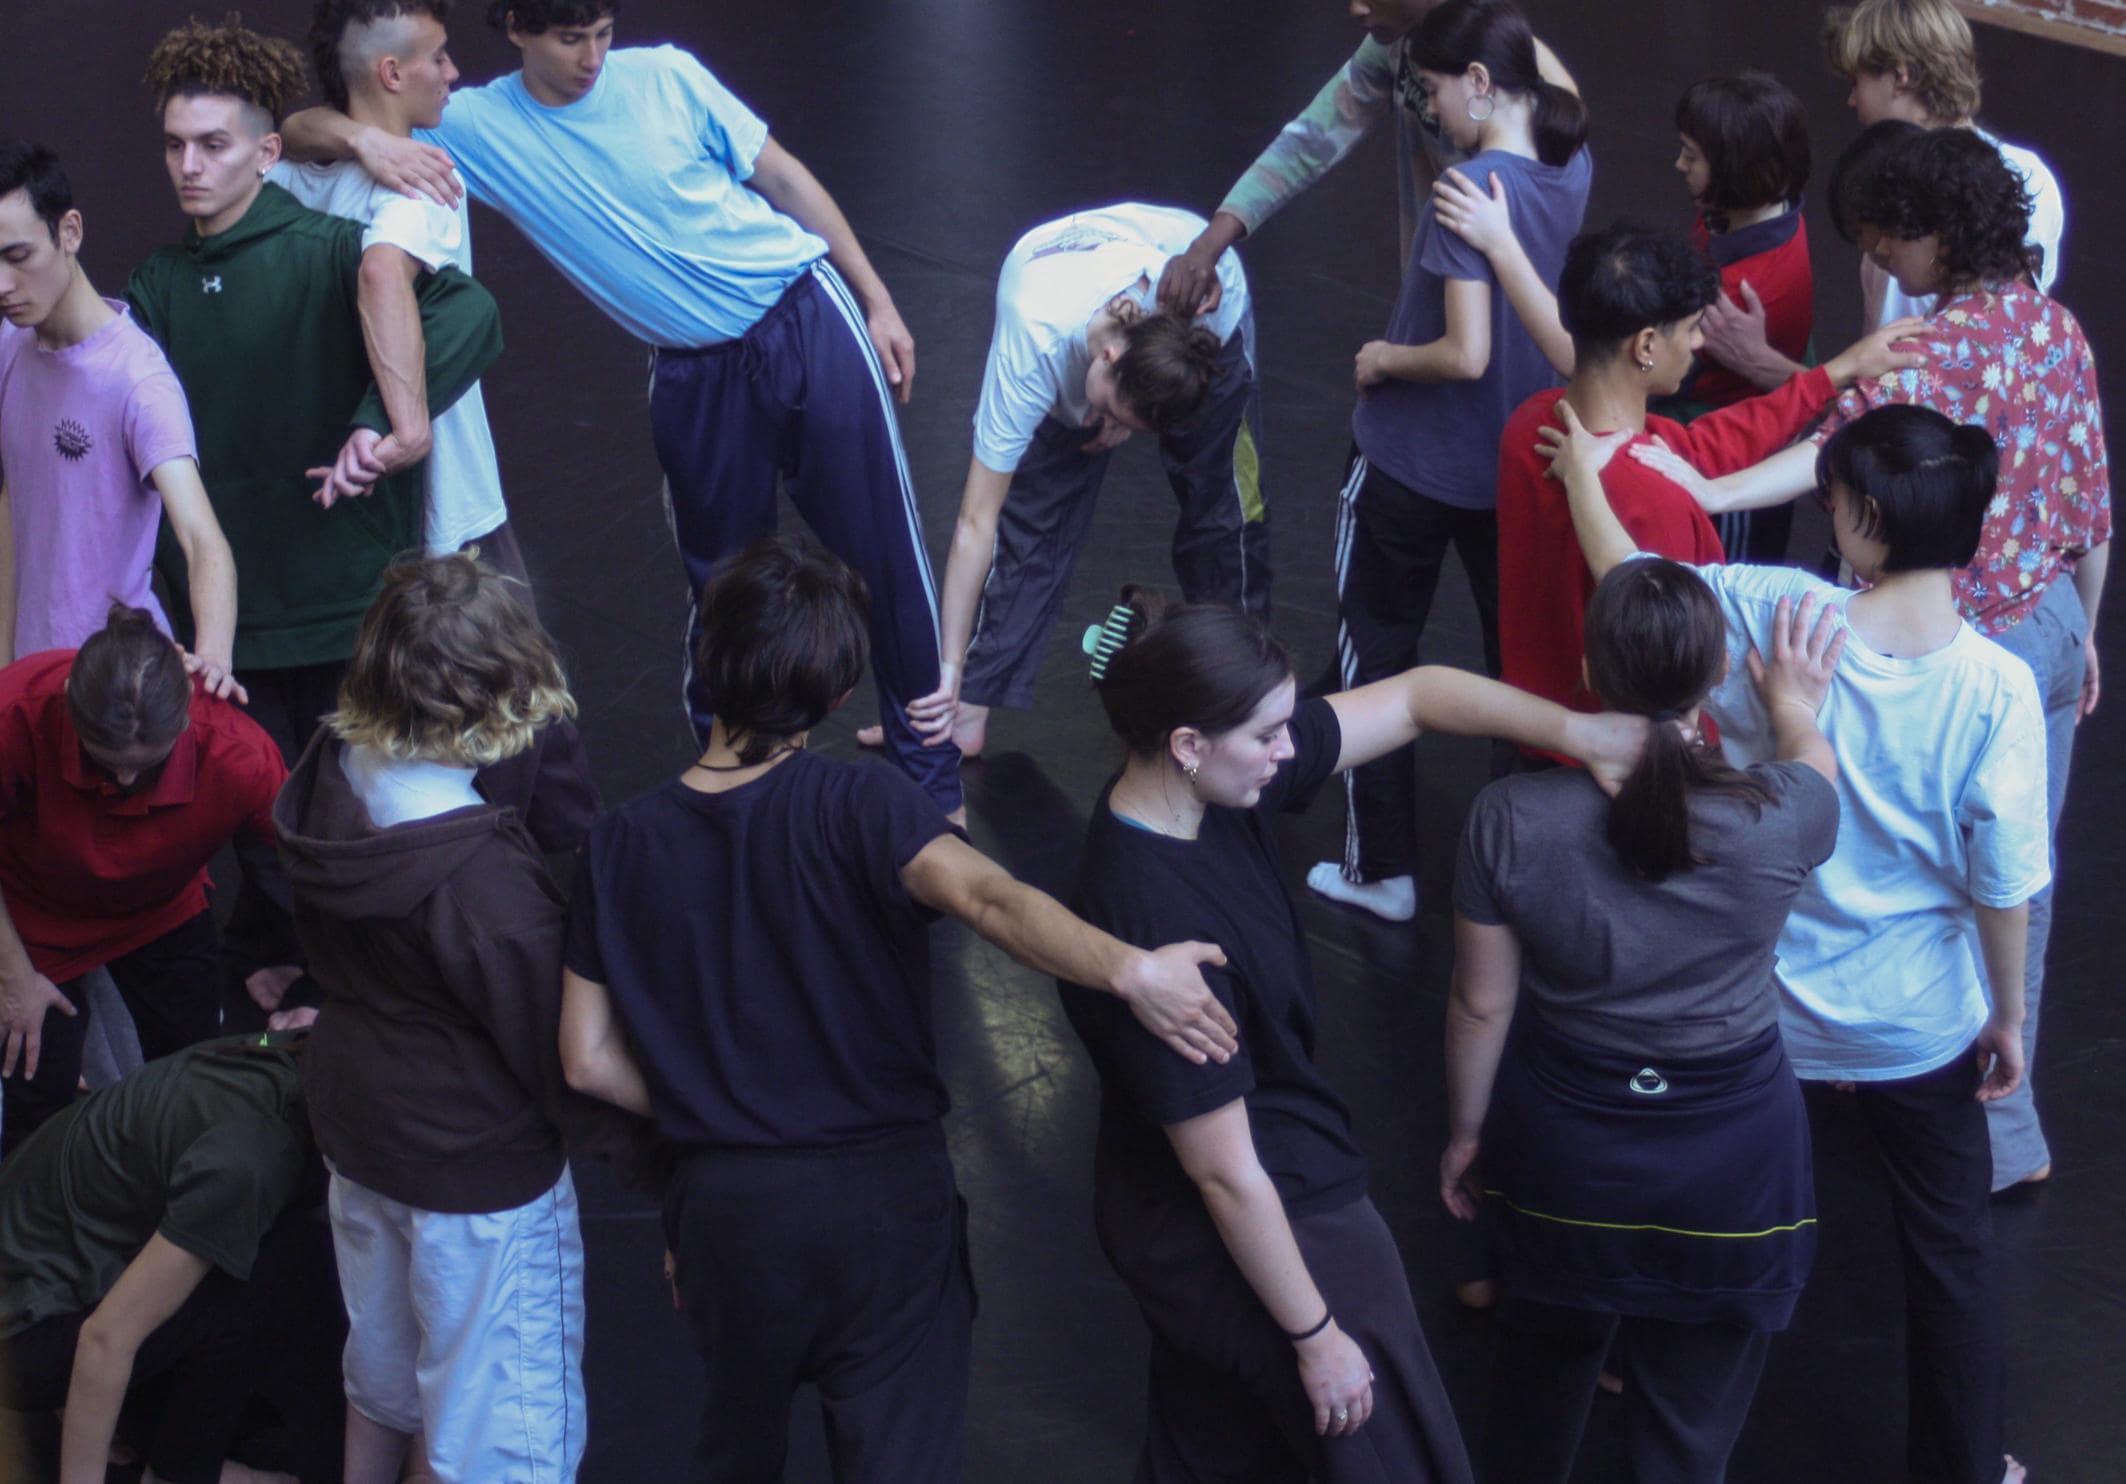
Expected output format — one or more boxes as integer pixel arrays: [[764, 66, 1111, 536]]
[[1466, 93, 1495, 123]]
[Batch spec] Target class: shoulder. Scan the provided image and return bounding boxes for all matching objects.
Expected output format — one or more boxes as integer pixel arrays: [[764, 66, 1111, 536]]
[[1504, 388, 1564, 435], [0, 651, 74, 708], [190, 695, 286, 787]]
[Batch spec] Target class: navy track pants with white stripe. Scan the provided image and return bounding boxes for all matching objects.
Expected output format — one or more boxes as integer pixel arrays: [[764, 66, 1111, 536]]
[[649, 263, 961, 814]]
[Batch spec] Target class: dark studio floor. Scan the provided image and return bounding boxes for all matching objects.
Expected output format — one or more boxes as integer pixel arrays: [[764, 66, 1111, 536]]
[[7, 1, 2126, 1479]]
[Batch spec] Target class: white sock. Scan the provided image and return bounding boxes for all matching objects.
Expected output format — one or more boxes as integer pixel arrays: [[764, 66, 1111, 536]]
[[1305, 863, 1416, 922]]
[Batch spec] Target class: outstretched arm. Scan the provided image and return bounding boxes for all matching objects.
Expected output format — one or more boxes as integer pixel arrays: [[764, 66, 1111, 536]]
[[900, 833, 1239, 1065], [1167, 1100, 1375, 1438], [280, 106, 463, 207], [1325, 664, 1648, 794], [907, 457, 1014, 743], [749, 138, 915, 402], [59, 1236, 213, 1484]]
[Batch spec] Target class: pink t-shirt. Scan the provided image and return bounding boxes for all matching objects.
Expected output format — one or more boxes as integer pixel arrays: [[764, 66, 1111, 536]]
[[0, 302, 197, 655]]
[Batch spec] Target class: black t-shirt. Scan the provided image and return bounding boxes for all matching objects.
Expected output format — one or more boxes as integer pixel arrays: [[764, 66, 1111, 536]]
[[0, 1038, 311, 1337], [1059, 698, 1368, 1218], [563, 753, 956, 1148]]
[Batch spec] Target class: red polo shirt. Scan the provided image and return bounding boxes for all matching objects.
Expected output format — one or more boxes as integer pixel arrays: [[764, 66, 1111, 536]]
[[0, 650, 284, 981], [1497, 366, 1837, 759]]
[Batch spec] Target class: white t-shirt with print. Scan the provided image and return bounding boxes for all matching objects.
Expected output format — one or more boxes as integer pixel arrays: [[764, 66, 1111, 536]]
[[1863, 129, 2065, 329], [970, 203, 1250, 474], [270, 159, 510, 554], [1676, 557, 2051, 1081]]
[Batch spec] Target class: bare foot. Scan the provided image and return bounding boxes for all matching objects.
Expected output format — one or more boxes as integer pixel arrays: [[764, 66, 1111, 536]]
[[856, 723, 886, 749], [2002, 1454, 2027, 1483], [952, 703, 989, 759]]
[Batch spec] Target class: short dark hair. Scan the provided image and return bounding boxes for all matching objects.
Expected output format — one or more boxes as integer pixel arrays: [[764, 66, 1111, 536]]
[[1826, 118, 1924, 244], [1411, 0, 1589, 168], [1583, 561, 1771, 882], [67, 604, 193, 754], [487, 0, 616, 35], [1853, 126, 2034, 290], [310, 0, 448, 113], [144, 15, 309, 127], [692, 534, 869, 764], [1816, 403, 1996, 571], [1113, 313, 1221, 434], [1674, 71, 1811, 215], [1093, 587, 1292, 759], [1557, 219, 1721, 367], [0, 138, 71, 240]]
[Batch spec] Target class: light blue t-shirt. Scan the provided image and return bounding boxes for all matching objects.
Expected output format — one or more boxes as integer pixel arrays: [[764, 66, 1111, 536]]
[[419, 46, 827, 348]]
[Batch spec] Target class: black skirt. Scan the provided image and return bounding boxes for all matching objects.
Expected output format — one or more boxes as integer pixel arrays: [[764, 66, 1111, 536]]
[[1481, 1018, 1815, 1332]]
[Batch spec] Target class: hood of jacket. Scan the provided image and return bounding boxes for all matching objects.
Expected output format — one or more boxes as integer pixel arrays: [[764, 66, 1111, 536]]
[[180, 182, 313, 264], [274, 729, 513, 920]]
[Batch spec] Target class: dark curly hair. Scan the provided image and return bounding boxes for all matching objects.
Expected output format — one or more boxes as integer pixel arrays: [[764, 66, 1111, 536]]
[[1113, 312, 1222, 434], [1852, 126, 2034, 291], [310, 0, 448, 114], [1826, 119, 1923, 244], [1557, 218, 1721, 365], [1674, 71, 1812, 216], [144, 13, 309, 126], [486, 0, 615, 35]]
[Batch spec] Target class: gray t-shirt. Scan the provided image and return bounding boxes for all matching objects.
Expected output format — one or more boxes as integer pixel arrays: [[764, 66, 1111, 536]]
[[1352, 146, 1592, 509], [1454, 760, 1838, 1059]]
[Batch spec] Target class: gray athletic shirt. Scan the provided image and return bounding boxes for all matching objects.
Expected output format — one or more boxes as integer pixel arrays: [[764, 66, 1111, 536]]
[[1454, 760, 1838, 1059]]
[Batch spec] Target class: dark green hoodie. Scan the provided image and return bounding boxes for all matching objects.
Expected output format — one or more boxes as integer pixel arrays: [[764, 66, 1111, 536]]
[[128, 183, 503, 670]]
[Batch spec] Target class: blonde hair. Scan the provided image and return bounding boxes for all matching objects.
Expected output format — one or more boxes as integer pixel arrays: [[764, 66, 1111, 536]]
[[1822, 0, 1981, 124], [329, 551, 575, 768]]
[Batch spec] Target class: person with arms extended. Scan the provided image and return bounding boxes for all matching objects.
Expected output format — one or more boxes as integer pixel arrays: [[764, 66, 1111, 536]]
[[884, 202, 1268, 759], [0, 606, 288, 1155], [1445, 561, 1841, 1482], [0, 139, 239, 694], [558, 534, 1238, 1482], [284, 0, 962, 817], [1059, 586, 1647, 1479], [1552, 400, 2046, 1484]]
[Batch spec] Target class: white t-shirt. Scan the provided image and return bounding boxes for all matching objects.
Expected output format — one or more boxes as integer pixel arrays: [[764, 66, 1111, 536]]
[[270, 159, 510, 553], [1863, 128, 2065, 329], [1677, 558, 2051, 1081], [340, 741, 483, 827], [970, 203, 1250, 474]]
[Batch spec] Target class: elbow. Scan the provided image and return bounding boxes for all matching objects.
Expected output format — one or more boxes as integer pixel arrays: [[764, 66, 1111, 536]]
[[558, 1037, 602, 1098], [1450, 342, 1491, 382]]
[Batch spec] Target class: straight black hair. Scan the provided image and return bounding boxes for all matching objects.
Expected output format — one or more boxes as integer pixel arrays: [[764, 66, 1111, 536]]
[[1094, 588, 1291, 760], [1816, 404, 1996, 572], [1409, 0, 1589, 168], [1674, 71, 1812, 215], [1558, 219, 1721, 366], [1583, 562, 1772, 882], [0, 138, 71, 238], [692, 534, 869, 764], [488, 0, 615, 35]]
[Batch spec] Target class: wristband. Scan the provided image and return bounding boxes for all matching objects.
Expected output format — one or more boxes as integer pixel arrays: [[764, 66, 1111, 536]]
[[1285, 1310, 1333, 1343]]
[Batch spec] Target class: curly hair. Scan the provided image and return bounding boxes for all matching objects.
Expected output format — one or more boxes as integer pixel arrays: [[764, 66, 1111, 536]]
[[329, 552, 576, 768], [486, 0, 616, 35], [144, 13, 309, 125], [1852, 126, 2033, 290], [310, 0, 447, 113]]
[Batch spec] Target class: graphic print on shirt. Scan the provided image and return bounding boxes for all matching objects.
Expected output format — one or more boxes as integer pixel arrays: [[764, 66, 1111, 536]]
[[52, 417, 91, 461], [1026, 223, 1137, 263], [200, 276, 223, 294]]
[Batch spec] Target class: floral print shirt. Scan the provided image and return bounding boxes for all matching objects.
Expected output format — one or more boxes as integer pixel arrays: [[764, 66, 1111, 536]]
[[1820, 278, 2110, 635]]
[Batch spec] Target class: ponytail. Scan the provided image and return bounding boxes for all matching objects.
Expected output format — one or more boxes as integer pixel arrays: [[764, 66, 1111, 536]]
[[1583, 563, 1772, 882], [66, 602, 192, 754], [1092, 586, 1290, 759], [1530, 79, 1588, 168]]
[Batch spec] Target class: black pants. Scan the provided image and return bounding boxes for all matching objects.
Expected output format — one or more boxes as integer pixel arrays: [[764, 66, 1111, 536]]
[[1, 911, 221, 1157], [663, 1127, 976, 1484], [1099, 1186, 1475, 1484], [1331, 451, 1500, 881], [1, 1205, 342, 1484], [1808, 1054, 2003, 1484], [1481, 1298, 1772, 1484]]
